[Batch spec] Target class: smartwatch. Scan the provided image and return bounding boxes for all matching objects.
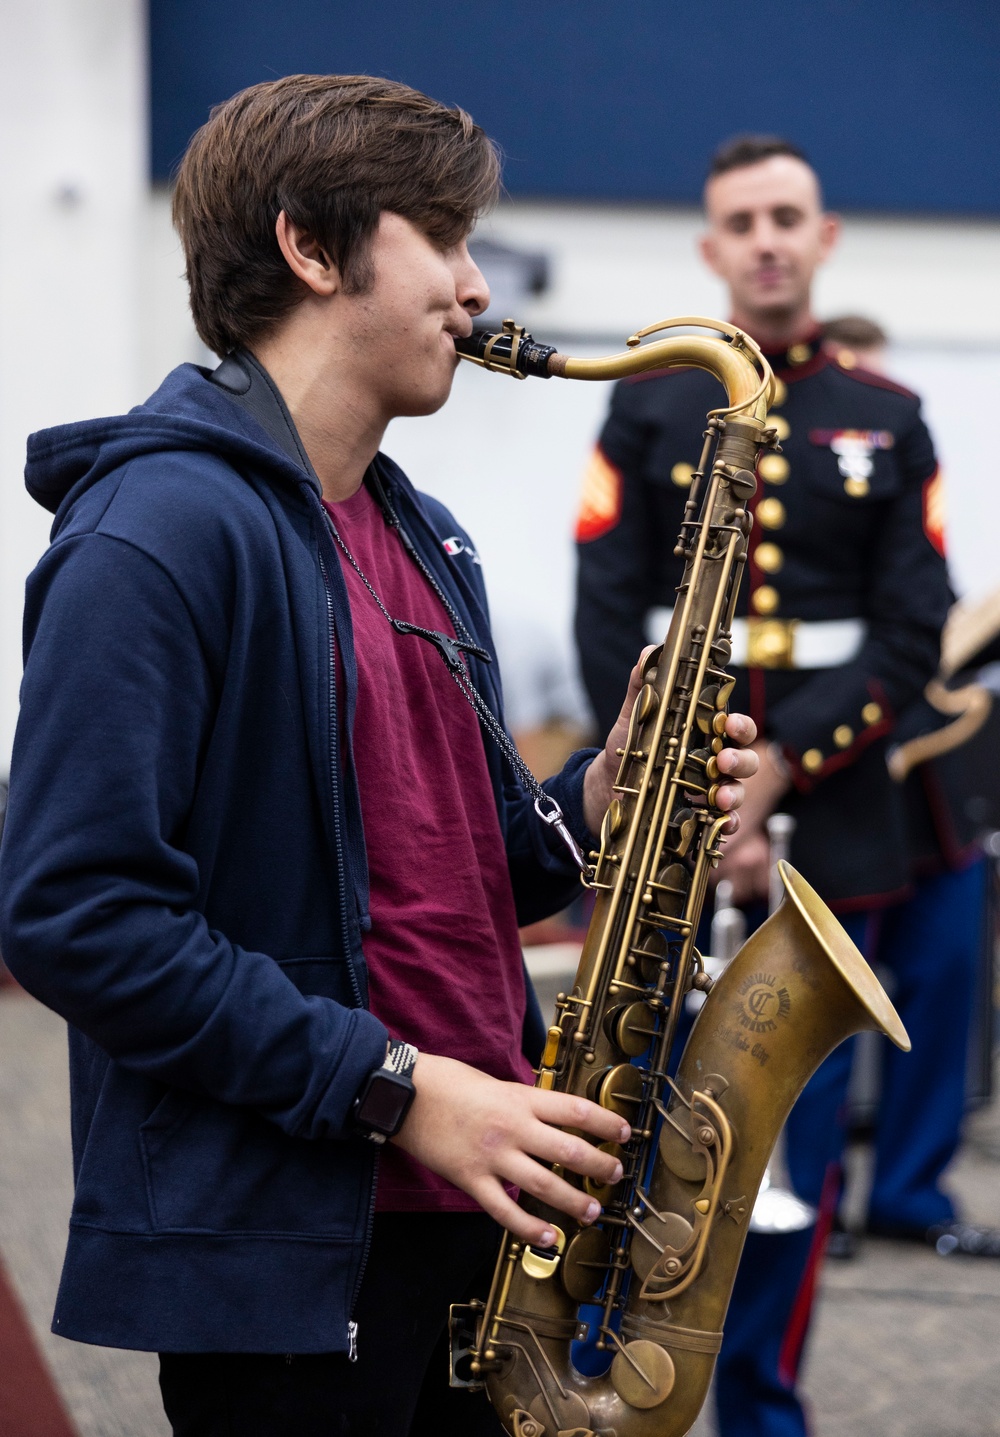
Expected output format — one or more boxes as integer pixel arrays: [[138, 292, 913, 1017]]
[[352, 1040, 418, 1144]]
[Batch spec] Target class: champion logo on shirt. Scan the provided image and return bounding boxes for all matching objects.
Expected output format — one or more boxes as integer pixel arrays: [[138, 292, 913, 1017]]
[[442, 535, 482, 565]]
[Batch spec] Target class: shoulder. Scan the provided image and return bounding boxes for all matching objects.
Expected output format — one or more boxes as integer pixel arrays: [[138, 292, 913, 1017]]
[[49, 449, 309, 627], [821, 353, 923, 414], [102, 450, 292, 560]]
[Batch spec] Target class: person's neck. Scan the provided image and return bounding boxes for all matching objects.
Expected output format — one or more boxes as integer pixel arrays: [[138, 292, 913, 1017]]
[[729, 299, 818, 354], [249, 329, 387, 504]]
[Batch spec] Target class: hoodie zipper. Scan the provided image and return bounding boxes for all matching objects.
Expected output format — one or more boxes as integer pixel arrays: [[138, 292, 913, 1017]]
[[318, 546, 377, 1361]]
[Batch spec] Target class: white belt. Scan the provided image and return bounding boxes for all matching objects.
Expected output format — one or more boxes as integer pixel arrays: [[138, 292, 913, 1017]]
[[646, 609, 867, 670]]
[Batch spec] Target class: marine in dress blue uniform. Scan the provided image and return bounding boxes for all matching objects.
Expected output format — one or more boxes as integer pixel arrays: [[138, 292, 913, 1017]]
[[575, 329, 953, 1436], [859, 598, 1000, 1250]]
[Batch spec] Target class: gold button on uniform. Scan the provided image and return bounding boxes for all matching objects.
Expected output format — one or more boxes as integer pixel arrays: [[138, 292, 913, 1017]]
[[844, 476, 870, 498], [755, 542, 783, 574], [833, 725, 854, 749], [752, 585, 780, 615], [769, 378, 787, 407], [802, 748, 824, 773], [671, 462, 695, 488], [757, 497, 786, 529], [788, 343, 811, 366], [837, 348, 857, 369], [758, 453, 789, 484], [769, 415, 790, 441], [861, 702, 883, 726]]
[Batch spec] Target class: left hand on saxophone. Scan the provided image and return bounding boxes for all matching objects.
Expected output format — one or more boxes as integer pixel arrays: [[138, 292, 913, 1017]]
[[582, 646, 760, 836]]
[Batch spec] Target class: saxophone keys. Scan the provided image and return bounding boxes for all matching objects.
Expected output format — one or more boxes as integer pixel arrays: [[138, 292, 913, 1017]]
[[650, 862, 691, 916], [526, 1389, 592, 1436], [584, 1141, 627, 1205], [611, 1340, 676, 1410], [562, 1225, 613, 1301], [541, 1026, 562, 1068], [634, 682, 659, 724], [520, 1224, 566, 1280], [591, 1063, 644, 1117], [629, 1210, 694, 1284], [608, 1001, 656, 1057]]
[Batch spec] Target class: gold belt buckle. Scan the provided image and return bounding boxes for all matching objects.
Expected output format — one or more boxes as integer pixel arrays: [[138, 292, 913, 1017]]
[[747, 618, 798, 669]]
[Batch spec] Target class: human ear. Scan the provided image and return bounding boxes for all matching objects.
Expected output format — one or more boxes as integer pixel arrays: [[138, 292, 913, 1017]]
[[817, 212, 841, 263], [698, 231, 722, 277], [275, 211, 340, 297]]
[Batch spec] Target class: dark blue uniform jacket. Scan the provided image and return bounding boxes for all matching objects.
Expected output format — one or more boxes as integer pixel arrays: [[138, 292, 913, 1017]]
[[0, 363, 592, 1353], [576, 336, 953, 909]]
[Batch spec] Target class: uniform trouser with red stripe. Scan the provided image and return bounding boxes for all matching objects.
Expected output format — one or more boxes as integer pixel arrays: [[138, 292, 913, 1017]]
[[865, 858, 985, 1233]]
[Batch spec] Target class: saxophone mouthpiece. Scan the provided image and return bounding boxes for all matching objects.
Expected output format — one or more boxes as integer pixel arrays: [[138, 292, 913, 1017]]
[[454, 319, 558, 379]]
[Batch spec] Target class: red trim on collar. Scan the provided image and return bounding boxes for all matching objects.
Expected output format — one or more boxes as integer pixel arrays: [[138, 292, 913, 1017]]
[[772, 349, 830, 384]]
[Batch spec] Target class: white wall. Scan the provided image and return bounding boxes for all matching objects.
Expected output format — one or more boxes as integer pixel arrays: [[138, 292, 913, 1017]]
[[2, 180, 999, 764], [0, 0, 147, 769], [476, 201, 1000, 348]]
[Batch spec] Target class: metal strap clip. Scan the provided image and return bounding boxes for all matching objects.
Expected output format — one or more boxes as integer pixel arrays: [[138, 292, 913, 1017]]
[[534, 795, 594, 879]]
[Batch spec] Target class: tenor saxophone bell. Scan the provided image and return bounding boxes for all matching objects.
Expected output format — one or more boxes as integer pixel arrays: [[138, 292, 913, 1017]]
[[449, 319, 908, 1437]]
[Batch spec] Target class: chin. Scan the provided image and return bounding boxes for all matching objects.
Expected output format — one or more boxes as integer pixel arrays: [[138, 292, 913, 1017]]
[[395, 381, 454, 419]]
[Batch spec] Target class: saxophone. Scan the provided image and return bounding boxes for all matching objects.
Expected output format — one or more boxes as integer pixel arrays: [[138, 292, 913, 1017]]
[[449, 318, 909, 1437]]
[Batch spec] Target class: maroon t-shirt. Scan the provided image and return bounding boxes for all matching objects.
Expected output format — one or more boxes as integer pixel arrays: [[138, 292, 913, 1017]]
[[323, 489, 533, 1211]]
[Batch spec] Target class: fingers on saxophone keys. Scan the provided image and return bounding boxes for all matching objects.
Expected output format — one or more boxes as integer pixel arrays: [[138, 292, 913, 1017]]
[[716, 746, 759, 780], [531, 1125, 624, 1187], [714, 780, 744, 812], [724, 712, 757, 746], [507, 1157, 605, 1227], [535, 1091, 631, 1146], [479, 1184, 559, 1247]]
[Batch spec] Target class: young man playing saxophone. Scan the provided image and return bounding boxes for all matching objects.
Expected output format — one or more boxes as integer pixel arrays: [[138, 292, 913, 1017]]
[[0, 76, 758, 1436]]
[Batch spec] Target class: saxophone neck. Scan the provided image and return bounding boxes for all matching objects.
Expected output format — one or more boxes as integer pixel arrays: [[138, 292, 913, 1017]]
[[454, 315, 774, 421]]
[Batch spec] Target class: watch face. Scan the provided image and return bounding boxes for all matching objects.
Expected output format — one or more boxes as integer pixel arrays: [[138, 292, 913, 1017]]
[[358, 1072, 413, 1135]]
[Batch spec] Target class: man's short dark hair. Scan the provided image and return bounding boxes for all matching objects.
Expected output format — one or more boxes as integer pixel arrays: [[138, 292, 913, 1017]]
[[172, 74, 501, 357], [708, 134, 810, 181]]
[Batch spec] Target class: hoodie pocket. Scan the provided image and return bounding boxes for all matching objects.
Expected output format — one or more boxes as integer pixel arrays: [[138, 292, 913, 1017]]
[[139, 955, 369, 1235]]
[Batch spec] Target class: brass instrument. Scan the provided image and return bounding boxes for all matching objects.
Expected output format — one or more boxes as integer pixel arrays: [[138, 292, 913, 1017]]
[[450, 319, 909, 1437], [749, 813, 815, 1235]]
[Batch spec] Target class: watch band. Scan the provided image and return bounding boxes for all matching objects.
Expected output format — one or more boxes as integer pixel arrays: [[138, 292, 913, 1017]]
[[352, 1040, 419, 1144], [383, 1040, 419, 1080]]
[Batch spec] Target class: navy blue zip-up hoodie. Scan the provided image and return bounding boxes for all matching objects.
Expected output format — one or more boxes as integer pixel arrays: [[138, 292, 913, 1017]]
[[0, 362, 595, 1354]]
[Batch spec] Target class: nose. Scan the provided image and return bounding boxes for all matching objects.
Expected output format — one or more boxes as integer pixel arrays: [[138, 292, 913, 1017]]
[[753, 217, 780, 254], [455, 244, 490, 320]]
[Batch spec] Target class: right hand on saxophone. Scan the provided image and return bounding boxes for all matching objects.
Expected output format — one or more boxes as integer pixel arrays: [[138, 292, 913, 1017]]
[[582, 646, 761, 836], [392, 651, 761, 1249]]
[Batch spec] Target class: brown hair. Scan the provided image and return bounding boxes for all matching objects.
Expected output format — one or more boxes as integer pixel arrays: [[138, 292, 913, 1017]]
[[821, 314, 888, 350], [172, 74, 501, 357], [708, 134, 810, 179]]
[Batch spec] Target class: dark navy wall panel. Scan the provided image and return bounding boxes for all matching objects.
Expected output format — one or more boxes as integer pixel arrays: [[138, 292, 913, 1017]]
[[150, 1, 1000, 214]]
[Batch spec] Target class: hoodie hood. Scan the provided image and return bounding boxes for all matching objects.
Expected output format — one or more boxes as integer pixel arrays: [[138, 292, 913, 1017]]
[[25, 363, 320, 533]]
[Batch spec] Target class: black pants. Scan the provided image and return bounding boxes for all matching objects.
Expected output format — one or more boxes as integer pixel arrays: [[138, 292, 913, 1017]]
[[158, 1212, 506, 1437]]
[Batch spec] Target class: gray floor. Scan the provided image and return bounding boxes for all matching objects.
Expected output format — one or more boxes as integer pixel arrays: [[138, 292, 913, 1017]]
[[2, 980, 999, 1437]]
